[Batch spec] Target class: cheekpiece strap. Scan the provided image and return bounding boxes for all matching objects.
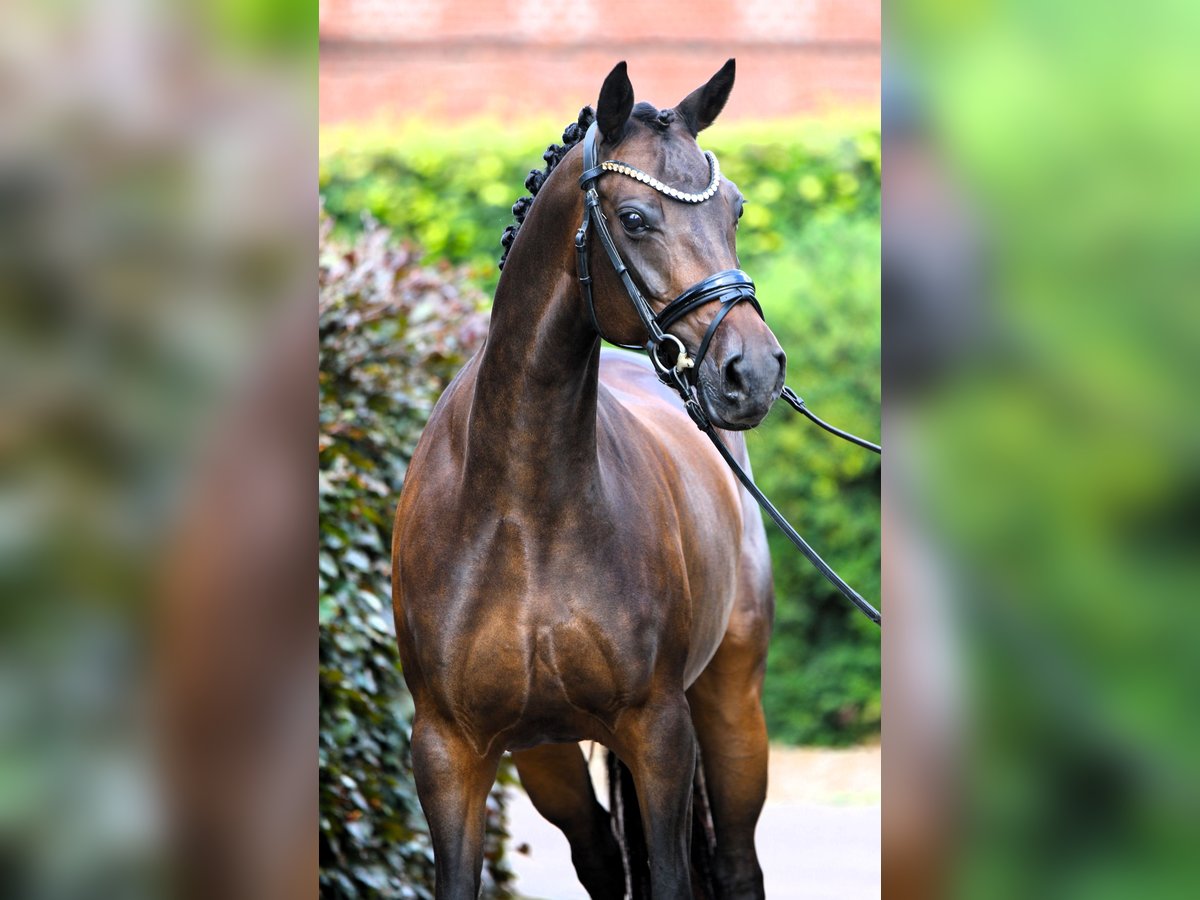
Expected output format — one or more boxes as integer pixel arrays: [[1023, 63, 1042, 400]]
[[575, 121, 761, 390]]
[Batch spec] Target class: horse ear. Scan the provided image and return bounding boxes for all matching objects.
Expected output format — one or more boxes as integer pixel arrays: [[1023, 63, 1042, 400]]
[[676, 58, 736, 135], [597, 61, 634, 144]]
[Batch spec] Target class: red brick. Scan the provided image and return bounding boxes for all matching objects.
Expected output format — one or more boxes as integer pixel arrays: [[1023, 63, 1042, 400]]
[[319, 0, 879, 124]]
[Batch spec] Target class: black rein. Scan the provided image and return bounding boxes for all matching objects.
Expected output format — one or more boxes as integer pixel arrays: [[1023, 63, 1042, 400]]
[[575, 122, 882, 627]]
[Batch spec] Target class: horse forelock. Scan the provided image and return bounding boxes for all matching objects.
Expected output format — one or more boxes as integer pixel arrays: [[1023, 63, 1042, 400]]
[[499, 102, 721, 271]]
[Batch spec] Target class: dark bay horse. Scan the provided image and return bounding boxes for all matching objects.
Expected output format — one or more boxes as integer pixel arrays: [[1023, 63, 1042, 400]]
[[392, 60, 785, 899]]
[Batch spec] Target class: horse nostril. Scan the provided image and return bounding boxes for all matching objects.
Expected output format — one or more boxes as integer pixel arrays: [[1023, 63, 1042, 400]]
[[721, 353, 746, 399]]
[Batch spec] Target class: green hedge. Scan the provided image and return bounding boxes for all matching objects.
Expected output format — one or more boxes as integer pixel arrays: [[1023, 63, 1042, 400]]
[[748, 214, 881, 745], [319, 118, 880, 747], [319, 213, 513, 897], [319, 118, 878, 295]]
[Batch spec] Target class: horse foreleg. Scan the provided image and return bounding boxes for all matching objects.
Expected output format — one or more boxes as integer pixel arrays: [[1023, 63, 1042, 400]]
[[613, 697, 698, 900], [512, 743, 625, 899], [410, 714, 503, 900], [687, 631, 770, 899]]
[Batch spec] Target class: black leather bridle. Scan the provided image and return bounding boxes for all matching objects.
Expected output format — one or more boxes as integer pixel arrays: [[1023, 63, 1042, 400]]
[[575, 121, 762, 394], [573, 120, 883, 627]]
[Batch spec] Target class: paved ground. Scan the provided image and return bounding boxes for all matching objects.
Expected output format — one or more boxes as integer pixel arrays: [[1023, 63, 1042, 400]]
[[506, 744, 880, 899]]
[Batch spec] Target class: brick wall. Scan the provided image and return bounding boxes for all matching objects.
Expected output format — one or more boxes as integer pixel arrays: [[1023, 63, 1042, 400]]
[[319, 0, 879, 124]]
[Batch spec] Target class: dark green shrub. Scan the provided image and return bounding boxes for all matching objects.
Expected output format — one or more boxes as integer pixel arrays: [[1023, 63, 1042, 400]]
[[318, 211, 512, 897]]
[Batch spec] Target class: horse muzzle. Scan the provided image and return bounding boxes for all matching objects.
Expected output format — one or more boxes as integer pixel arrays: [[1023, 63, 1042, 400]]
[[648, 270, 784, 429]]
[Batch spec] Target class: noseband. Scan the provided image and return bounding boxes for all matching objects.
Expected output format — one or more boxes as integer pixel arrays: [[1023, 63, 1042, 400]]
[[575, 122, 762, 393]]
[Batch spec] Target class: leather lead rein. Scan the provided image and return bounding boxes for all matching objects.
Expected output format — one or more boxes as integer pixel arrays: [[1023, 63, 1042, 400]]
[[576, 121, 882, 628]]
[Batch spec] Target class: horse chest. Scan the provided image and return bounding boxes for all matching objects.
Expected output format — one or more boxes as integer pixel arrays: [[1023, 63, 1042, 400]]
[[427, 593, 663, 752], [405, 516, 687, 750], [399, 448, 740, 752]]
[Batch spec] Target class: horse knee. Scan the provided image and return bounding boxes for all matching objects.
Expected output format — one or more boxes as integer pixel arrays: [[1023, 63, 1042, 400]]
[[410, 718, 501, 899], [614, 702, 699, 897]]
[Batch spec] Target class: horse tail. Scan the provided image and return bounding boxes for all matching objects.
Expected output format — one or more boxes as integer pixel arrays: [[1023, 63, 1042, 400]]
[[604, 744, 719, 900], [607, 750, 650, 899], [690, 745, 719, 900]]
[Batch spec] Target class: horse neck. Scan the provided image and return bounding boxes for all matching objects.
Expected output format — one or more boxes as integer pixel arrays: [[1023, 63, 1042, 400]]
[[464, 173, 602, 505]]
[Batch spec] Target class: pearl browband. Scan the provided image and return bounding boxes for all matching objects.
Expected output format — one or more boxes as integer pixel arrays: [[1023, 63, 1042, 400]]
[[598, 152, 721, 203]]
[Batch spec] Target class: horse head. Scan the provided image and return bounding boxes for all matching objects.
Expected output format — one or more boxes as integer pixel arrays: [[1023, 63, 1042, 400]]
[[583, 60, 787, 429]]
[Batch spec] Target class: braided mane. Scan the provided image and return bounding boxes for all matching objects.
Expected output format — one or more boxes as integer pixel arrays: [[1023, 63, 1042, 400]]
[[498, 106, 596, 271]]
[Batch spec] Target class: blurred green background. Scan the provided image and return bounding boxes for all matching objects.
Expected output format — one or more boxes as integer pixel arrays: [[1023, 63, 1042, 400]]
[[319, 116, 881, 748], [887, 1, 1200, 897]]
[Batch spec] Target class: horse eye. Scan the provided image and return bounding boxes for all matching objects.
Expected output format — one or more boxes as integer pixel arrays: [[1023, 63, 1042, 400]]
[[618, 210, 646, 233]]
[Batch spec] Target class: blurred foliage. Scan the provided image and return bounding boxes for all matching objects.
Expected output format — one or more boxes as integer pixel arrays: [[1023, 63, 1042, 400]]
[[319, 118, 879, 296], [748, 214, 882, 745], [319, 118, 880, 748], [318, 212, 512, 897], [892, 1, 1200, 896], [207, 0, 314, 56]]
